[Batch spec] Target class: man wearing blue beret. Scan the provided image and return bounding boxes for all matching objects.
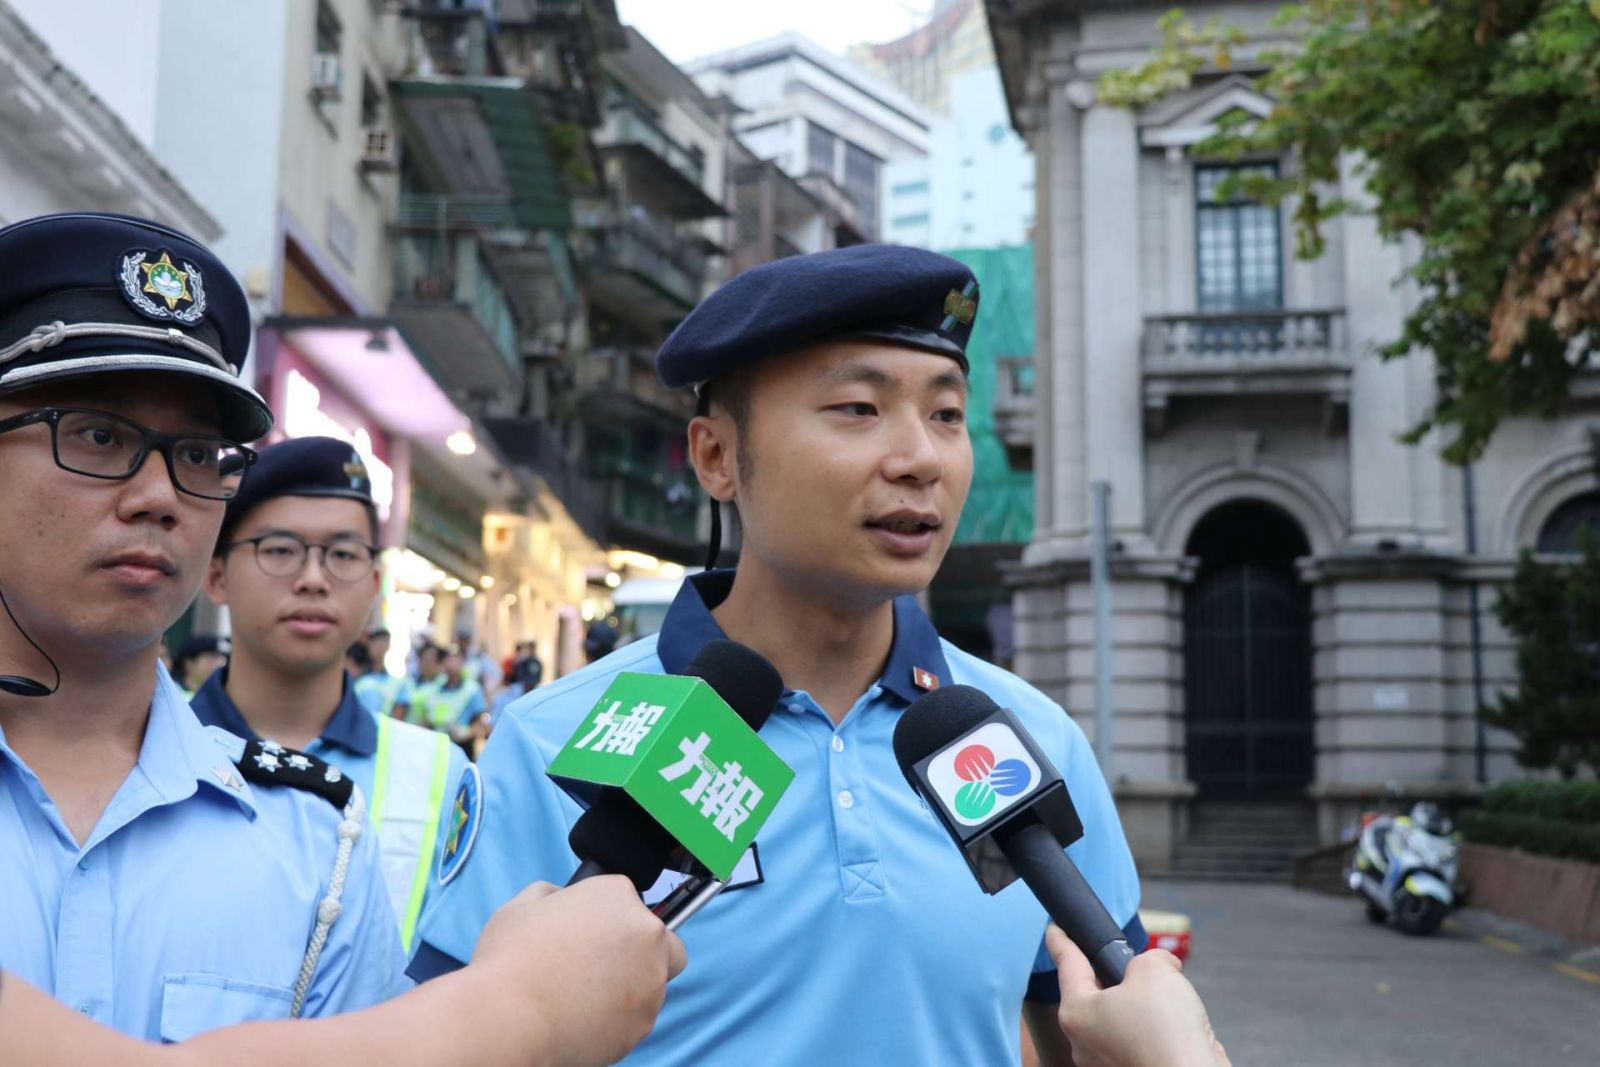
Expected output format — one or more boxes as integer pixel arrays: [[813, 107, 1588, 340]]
[[411, 244, 1145, 1064], [0, 213, 412, 1036], [190, 435, 471, 955]]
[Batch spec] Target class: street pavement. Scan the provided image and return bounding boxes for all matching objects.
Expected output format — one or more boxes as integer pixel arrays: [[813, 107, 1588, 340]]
[[1142, 879, 1600, 1066]]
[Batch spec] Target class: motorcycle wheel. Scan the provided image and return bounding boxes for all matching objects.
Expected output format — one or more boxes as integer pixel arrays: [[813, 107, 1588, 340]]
[[1365, 900, 1387, 925], [1395, 892, 1446, 936]]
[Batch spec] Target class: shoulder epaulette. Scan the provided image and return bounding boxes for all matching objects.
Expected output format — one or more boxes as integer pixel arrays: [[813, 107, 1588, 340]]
[[236, 738, 355, 811]]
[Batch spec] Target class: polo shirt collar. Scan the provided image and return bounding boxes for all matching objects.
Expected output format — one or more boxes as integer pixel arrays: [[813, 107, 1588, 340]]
[[139, 663, 260, 815], [656, 569, 952, 705], [189, 667, 377, 757]]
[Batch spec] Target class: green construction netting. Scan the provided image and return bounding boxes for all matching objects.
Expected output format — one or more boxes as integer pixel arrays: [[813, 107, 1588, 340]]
[[947, 244, 1034, 545]]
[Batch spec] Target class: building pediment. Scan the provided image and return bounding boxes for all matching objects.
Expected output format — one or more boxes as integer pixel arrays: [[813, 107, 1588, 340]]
[[1138, 74, 1273, 149]]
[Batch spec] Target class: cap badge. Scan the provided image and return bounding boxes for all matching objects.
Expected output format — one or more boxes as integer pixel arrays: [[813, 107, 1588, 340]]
[[119, 249, 207, 325], [343, 455, 369, 489], [941, 287, 977, 327], [913, 666, 941, 692]]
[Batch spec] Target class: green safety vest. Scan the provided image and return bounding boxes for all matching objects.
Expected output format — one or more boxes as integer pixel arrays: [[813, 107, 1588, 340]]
[[368, 715, 454, 952], [422, 679, 480, 732]]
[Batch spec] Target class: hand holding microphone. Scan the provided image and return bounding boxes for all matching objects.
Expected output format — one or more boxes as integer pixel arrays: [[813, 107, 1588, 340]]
[[550, 639, 791, 927], [1049, 928, 1231, 1067], [892, 684, 1135, 985]]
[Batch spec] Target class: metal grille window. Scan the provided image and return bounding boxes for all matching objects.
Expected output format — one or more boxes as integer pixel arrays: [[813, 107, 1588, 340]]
[[844, 141, 880, 239], [807, 121, 837, 178], [1538, 491, 1600, 554], [1196, 164, 1282, 312]]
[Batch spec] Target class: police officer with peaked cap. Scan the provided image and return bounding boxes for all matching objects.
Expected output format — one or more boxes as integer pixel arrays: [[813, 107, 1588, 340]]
[[410, 244, 1146, 1065], [0, 213, 409, 1039], [190, 435, 471, 954]]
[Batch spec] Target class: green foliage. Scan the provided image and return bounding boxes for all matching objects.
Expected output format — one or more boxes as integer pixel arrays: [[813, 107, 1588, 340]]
[[1478, 778, 1600, 821], [1101, 3, 1600, 461], [1460, 809, 1600, 863], [1484, 533, 1600, 777]]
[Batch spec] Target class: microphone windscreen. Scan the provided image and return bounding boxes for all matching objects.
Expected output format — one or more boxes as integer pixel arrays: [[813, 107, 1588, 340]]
[[568, 790, 678, 890], [682, 638, 784, 730], [891, 684, 1001, 785]]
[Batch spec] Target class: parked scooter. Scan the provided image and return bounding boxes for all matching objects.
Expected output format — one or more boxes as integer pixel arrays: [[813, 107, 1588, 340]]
[[1347, 801, 1459, 935]]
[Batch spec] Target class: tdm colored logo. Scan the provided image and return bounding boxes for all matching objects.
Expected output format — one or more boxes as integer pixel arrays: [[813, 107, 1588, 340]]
[[925, 721, 1040, 826]]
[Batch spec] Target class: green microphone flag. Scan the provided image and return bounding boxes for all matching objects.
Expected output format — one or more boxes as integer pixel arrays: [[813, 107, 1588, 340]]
[[548, 672, 795, 880]]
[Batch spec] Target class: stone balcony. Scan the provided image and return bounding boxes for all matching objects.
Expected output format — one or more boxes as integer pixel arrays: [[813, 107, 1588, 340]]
[[1142, 308, 1351, 434], [994, 355, 1035, 468]]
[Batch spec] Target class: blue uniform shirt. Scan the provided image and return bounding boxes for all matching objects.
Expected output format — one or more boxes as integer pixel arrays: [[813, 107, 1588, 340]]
[[0, 664, 409, 1041], [190, 669, 467, 926], [353, 672, 412, 718], [412, 571, 1144, 1066]]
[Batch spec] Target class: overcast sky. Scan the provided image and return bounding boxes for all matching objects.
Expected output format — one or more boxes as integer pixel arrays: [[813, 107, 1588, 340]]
[[613, 0, 934, 64]]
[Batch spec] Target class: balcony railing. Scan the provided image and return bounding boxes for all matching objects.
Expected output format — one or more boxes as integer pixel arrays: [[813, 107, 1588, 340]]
[[391, 231, 521, 374], [596, 106, 707, 189], [1141, 308, 1351, 434], [1142, 309, 1347, 366], [993, 356, 1035, 467], [576, 209, 708, 309], [394, 193, 520, 231]]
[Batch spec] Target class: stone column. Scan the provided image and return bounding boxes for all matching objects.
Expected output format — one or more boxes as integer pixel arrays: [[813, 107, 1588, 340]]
[[1342, 157, 1422, 546], [1023, 76, 1087, 560], [1080, 100, 1148, 545]]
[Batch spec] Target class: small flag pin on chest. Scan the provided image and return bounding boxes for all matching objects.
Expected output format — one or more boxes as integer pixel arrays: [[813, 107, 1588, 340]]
[[913, 667, 940, 692]]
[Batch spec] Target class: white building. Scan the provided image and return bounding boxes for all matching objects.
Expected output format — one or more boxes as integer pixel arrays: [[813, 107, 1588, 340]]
[[0, 2, 215, 239], [987, 0, 1561, 875], [688, 33, 932, 240], [883, 65, 1032, 249]]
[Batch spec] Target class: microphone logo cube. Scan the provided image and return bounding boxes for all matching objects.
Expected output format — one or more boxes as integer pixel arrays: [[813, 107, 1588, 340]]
[[926, 722, 1042, 826], [549, 673, 795, 880]]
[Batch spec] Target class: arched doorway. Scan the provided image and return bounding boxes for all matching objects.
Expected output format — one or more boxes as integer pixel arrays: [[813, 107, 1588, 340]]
[[1183, 500, 1314, 798], [1538, 490, 1600, 553]]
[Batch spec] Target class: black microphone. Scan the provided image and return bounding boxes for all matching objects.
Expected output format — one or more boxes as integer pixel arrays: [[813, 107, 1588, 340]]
[[0, 583, 59, 697], [892, 684, 1136, 987], [565, 639, 784, 890]]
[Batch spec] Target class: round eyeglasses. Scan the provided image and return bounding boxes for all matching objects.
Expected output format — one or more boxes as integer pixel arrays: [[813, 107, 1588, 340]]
[[0, 406, 254, 501], [226, 532, 379, 582]]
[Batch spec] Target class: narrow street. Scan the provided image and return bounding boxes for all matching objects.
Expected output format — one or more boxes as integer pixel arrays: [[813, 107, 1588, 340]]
[[1144, 880, 1600, 1066]]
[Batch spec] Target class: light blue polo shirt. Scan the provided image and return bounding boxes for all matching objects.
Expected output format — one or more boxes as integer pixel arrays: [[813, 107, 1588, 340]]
[[189, 668, 467, 926], [0, 663, 410, 1041], [411, 571, 1144, 1066]]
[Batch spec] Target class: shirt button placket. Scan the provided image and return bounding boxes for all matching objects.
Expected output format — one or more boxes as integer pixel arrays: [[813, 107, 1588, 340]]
[[829, 722, 883, 900], [57, 848, 114, 1022]]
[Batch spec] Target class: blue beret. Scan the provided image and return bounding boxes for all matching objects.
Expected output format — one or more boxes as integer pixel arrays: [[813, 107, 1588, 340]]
[[0, 212, 269, 440], [655, 244, 979, 389], [221, 436, 376, 542]]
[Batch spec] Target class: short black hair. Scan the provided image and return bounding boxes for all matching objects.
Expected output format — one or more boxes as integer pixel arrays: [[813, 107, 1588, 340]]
[[346, 641, 373, 672], [702, 369, 754, 485]]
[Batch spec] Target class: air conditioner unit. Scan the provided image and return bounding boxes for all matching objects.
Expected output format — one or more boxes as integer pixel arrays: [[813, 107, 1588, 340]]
[[311, 53, 342, 101], [361, 126, 398, 172]]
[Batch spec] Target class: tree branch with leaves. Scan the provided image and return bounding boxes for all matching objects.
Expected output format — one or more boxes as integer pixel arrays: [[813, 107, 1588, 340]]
[[1102, 2, 1600, 461]]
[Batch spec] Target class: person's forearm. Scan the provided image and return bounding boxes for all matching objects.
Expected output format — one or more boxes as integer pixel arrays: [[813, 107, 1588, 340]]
[[178, 968, 554, 1067], [1, 968, 557, 1067]]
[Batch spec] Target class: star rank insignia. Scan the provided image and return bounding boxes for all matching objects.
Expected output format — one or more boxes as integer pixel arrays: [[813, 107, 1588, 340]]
[[118, 248, 207, 325], [913, 666, 940, 692], [235, 739, 354, 811]]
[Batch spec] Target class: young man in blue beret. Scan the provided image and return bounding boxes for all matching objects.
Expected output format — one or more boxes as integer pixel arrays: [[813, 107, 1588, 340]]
[[411, 244, 1146, 1065], [0, 213, 410, 1037], [190, 435, 469, 953]]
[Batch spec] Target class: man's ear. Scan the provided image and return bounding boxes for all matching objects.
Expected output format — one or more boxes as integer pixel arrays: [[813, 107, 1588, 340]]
[[687, 413, 738, 504], [202, 555, 229, 607]]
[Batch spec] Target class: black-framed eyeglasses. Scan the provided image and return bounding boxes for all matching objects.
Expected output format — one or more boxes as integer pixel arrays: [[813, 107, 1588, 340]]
[[0, 406, 254, 501], [225, 532, 380, 582]]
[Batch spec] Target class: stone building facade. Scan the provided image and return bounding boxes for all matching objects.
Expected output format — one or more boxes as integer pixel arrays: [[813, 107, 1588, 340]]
[[986, 0, 1582, 872]]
